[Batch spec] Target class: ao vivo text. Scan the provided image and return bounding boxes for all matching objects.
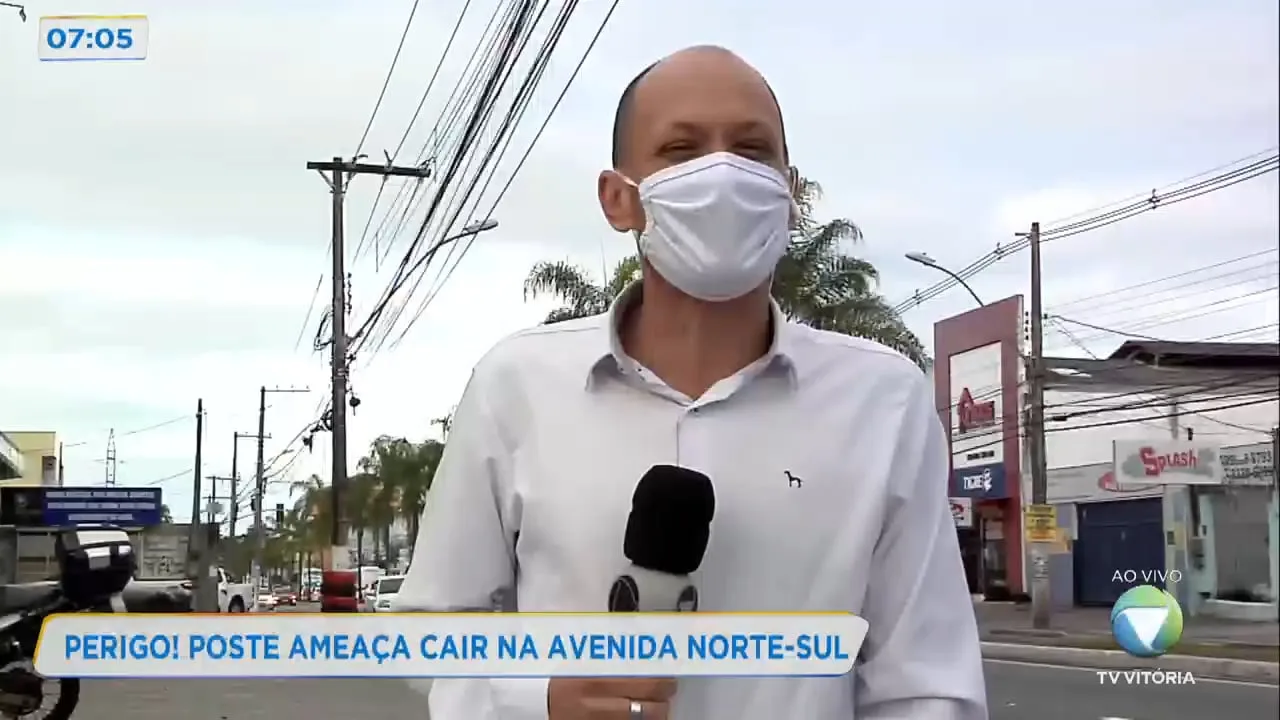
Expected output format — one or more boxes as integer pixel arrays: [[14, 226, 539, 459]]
[[1112, 569, 1183, 584], [1097, 670, 1196, 685]]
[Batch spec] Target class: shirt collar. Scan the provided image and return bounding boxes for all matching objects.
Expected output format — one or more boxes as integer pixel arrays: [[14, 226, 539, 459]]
[[586, 281, 799, 390]]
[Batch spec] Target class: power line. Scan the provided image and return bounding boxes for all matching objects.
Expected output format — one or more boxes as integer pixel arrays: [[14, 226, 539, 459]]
[[892, 150, 1280, 314], [353, 0, 423, 158], [143, 468, 192, 486], [955, 394, 1279, 458], [350, 0, 551, 358], [1048, 249, 1278, 316], [386, 0, 621, 348]]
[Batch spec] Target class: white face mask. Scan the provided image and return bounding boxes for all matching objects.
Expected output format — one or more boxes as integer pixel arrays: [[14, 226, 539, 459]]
[[620, 152, 795, 302]]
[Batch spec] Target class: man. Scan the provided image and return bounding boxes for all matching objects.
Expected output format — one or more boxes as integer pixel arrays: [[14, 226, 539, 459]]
[[397, 45, 987, 719]]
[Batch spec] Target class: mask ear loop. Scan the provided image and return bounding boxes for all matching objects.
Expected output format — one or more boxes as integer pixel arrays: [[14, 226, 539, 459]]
[[609, 169, 651, 240]]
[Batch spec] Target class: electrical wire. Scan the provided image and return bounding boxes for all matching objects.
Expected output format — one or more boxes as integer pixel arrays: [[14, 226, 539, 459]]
[[350, 0, 557, 358], [386, 0, 621, 348], [143, 467, 192, 486], [291, 274, 325, 352], [953, 394, 1278, 458], [353, 0, 423, 158], [1048, 248, 1278, 314], [357, 0, 522, 312], [118, 415, 190, 437], [1050, 285, 1279, 345], [892, 149, 1280, 314], [380, 0, 581, 349]]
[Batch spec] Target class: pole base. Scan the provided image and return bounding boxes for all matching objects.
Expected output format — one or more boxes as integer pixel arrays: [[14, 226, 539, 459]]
[[329, 544, 350, 570]]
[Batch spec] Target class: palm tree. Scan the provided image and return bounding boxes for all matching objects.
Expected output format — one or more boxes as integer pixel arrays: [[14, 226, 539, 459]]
[[345, 472, 378, 565], [522, 177, 927, 367], [399, 439, 443, 543], [524, 256, 642, 324], [288, 473, 333, 558]]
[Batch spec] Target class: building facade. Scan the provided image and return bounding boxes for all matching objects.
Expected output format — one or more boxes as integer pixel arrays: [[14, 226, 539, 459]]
[[1036, 344, 1278, 619], [0, 431, 60, 486], [0, 433, 21, 481], [934, 296, 1026, 599]]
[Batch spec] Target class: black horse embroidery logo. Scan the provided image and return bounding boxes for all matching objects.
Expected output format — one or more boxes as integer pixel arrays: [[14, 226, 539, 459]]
[[785, 470, 803, 488]]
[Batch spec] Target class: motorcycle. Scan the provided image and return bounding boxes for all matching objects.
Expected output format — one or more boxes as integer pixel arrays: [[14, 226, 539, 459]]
[[0, 526, 189, 720]]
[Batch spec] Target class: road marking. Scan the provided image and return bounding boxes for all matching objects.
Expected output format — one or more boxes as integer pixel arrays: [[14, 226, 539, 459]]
[[983, 658, 1280, 688]]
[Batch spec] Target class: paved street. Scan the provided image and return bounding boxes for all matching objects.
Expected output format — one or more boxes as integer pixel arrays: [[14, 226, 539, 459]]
[[65, 660, 1278, 719], [74, 678, 431, 719], [986, 659, 1280, 719]]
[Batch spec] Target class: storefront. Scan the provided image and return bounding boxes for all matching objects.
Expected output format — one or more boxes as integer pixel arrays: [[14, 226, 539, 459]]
[[934, 297, 1027, 600], [1047, 461, 1167, 607], [951, 498, 980, 593]]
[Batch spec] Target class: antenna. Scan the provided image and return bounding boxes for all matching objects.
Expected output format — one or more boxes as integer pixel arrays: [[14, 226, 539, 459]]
[[104, 429, 118, 487]]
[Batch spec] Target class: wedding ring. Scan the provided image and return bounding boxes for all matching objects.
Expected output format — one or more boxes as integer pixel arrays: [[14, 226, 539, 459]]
[[629, 699, 645, 719]]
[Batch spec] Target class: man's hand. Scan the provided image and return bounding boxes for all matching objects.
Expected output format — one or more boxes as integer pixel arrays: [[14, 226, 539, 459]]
[[548, 677, 676, 719]]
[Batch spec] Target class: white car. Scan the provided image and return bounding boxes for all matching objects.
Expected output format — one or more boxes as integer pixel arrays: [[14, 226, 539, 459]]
[[256, 592, 277, 610], [371, 575, 405, 612]]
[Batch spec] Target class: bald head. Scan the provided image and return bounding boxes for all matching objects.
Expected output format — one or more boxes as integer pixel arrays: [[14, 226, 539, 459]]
[[609, 46, 787, 169]]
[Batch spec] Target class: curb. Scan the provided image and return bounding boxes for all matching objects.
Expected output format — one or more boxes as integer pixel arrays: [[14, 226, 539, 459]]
[[981, 642, 1280, 683]]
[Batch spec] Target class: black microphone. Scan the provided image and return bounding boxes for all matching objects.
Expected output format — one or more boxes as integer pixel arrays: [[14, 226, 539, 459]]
[[608, 465, 715, 612]]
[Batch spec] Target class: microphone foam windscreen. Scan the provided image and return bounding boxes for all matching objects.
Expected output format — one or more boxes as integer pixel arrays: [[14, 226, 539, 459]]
[[623, 465, 716, 575]]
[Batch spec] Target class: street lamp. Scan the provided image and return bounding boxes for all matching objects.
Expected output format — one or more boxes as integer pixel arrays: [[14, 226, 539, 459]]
[[407, 219, 500, 276], [0, 3, 26, 22], [905, 251, 985, 307], [444, 218, 498, 245]]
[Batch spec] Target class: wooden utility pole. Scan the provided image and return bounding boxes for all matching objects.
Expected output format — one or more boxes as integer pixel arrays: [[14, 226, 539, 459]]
[[191, 399, 222, 611], [231, 431, 265, 537], [1026, 221, 1052, 629], [187, 399, 204, 574], [251, 387, 307, 593], [305, 157, 432, 568]]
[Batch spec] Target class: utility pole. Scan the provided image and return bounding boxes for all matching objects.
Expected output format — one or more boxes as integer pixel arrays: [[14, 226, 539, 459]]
[[191, 399, 221, 612], [305, 156, 432, 569], [187, 400, 204, 576], [205, 477, 219, 523], [1026, 221, 1052, 629], [252, 386, 308, 593], [231, 431, 264, 537], [205, 476, 237, 525]]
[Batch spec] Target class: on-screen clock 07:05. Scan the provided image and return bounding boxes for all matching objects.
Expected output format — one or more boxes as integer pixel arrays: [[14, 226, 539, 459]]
[[38, 15, 149, 62]]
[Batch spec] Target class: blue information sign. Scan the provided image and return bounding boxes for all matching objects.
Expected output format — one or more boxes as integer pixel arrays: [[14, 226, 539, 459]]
[[42, 486, 163, 526]]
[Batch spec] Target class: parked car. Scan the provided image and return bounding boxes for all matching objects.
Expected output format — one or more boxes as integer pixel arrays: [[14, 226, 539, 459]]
[[371, 575, 404, 612], [213, 567, 255, 613]]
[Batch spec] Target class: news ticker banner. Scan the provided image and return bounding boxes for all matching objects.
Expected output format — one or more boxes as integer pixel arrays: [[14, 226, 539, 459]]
[[36, 613, 868, 679]]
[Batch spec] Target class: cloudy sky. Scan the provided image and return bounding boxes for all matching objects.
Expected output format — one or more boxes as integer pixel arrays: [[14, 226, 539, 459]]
[[1, 0, 1277, 522]]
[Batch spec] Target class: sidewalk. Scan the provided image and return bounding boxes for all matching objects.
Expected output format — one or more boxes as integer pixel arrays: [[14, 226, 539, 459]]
[[977, 601, 1280, 649]]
